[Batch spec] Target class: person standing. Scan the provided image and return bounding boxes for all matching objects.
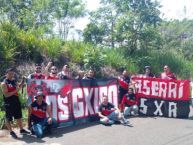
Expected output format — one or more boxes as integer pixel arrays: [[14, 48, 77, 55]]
[[28, 63, 46, 79], [1, 68, 30, 139], [160, 65, 177, 80], [59, 64, 72, 79], [45, 62, 59, 80], [121, 88, 138, 116], [118, 70, 130, 108], [98, 96, 131, 125], [141, 66, 155, 78], [27, 91, 53, 138], [82, 69, 95, 80]]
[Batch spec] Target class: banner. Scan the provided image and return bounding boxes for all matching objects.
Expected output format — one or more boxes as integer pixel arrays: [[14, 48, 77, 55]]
[[27, 79, 118, 127], [132, 78, 190, 118]]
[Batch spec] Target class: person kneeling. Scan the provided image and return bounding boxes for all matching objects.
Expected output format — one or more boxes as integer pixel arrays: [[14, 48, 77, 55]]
[[27, 91, 53, 138], [121, 88, 139, 116], [98, 96, 131, 125]]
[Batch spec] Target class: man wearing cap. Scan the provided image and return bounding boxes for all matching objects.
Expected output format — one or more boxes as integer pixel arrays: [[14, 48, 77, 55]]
[[121, 88, 138, 116], [142, 66, 155, 78], [28, 63, 46, 79], [27, 91, 53, 138]]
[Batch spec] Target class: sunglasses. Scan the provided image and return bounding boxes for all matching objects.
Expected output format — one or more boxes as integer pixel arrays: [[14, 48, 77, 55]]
[[36, 67, 42, 70], [66, 66, 69, 68], [146, 68, 150, 70], [164, 67, 167, 69], [52, 68, 57, 70]]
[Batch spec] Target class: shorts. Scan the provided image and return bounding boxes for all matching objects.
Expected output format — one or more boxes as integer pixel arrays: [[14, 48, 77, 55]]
[[118, 89, 128, 104], [5, 103, 22, 122]]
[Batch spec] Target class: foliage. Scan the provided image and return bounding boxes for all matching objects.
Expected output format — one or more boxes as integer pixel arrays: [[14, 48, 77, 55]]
[[84, 47, 106, 78]]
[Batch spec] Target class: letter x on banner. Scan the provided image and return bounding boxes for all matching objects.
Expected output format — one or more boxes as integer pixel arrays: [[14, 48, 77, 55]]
[[27, 79, 118, 127], [132, 77, 190, 118]]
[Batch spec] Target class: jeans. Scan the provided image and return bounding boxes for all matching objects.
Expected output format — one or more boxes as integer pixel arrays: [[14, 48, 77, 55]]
[[32, 117, 53, 138], [124, 104, 139, 115], [100, 111, 127, 125]]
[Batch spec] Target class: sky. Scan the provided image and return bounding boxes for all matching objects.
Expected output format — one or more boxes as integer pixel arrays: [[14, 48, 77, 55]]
[[74, 0, 193, 31]]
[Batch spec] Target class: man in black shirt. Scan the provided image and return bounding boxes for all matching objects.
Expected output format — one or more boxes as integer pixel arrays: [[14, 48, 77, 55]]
[[141, 66, 155, 78], [98, 96, 131, 125], [82, 69, 95, 80], [1, 68, 29, 139], [118, 70, 130, 108]]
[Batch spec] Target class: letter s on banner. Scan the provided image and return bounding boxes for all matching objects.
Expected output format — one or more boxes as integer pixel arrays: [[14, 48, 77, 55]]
[[140, 98, 148, 114], [72, 88, 84, 119], [58, 95, 69, 122]]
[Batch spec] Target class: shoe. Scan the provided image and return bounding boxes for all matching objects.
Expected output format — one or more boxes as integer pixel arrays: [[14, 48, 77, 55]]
[[46, 127, 52, 134], [134, 114, 138, 117], [124, 121, 132, 126], [20, 129, 30, 135], [10, 131, 18, 139]]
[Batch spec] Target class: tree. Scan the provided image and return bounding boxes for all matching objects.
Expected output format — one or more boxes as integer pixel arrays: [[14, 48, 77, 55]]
[[83, 23, 104, 45]]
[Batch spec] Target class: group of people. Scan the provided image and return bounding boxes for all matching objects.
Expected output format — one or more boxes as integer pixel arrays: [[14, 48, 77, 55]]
[[1, 62, 177, 139]]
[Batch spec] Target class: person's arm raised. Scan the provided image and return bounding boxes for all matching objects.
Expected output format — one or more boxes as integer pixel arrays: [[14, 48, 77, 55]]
[[45, 62, 52, 77]]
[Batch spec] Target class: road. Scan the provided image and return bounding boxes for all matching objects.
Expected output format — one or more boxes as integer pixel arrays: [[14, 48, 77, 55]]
[[1, 107, 193, 145]]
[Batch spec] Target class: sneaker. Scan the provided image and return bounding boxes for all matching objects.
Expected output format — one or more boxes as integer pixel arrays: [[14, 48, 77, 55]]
[[134, 114, 138, 117], [20, 129, 30, 135], [46, 127, 52, 134], [124, 121, 132, 126], [10, 131, 18, 139]]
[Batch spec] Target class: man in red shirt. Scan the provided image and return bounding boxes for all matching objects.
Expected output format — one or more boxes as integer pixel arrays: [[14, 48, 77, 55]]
[[45, 62, 59, 80], [160, 65, 177, 80], [28, 63, 46, 79], [1, 68, 29, 139], [121, 88, 138, 116]]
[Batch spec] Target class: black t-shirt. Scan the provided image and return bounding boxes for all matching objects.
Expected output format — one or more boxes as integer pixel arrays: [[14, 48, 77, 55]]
[[98, 102, 116, 116], [60, 72, 69, 80], [84, 76, 95, 80], [2, 78, 20, 105], [142, 73, 154, 78], [125, 93, 136, 107], [30, 101, 47, 125]]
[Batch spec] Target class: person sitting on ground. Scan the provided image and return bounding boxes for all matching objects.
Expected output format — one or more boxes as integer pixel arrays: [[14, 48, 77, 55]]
[[160, 65, 177, 80], [118, 70, 130, 109], [121, 88, 138, 116], [27, 91, 53, 138], [98, 95, 131, 125], [1, 68, 30, 139], [82, 69, 95, 80], [141, 66, 155, 78], [28, 63, 46, 79], [45, 62, 59, 80], [59, 64, 72, 79]]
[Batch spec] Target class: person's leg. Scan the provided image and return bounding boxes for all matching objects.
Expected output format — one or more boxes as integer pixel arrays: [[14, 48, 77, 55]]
[[32, 123, 43, 138], [16, 119, 23, 130], [100, 118, 114, 125], [124, 106, 132, 115], [124, 107, 131, 116], [132, 104, 139, 115], [5, 120, 12, 132]]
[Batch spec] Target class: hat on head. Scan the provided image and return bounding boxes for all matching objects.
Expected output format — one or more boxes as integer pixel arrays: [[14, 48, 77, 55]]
[[35, 91, 45, 99], [144, 66, 151, 71]]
